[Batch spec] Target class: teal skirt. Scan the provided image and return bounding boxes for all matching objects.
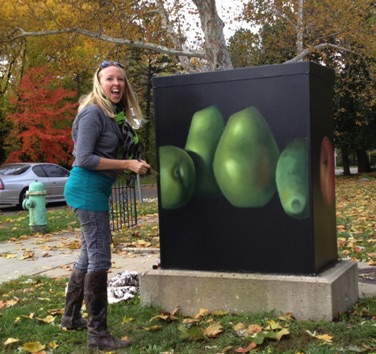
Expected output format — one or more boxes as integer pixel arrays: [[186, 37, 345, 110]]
[[64, 166, 115, 211]]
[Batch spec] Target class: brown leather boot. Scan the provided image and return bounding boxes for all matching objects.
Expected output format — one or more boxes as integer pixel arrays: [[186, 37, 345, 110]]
[[84, 270, 131, 351], [61, 267, 87, 330]]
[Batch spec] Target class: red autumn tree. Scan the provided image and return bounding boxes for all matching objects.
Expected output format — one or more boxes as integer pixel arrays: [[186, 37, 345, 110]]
[[5, 66, 77, 166]]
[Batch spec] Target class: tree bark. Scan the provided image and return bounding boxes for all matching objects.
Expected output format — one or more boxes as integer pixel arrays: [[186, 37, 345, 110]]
[[341, 147, 351, 175], [192, 0, 233, 71], [297, 0, 304, 56], [356, 149, 372, 173]]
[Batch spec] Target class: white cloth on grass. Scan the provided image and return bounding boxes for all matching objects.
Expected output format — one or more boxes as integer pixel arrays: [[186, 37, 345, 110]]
[[107, 271, 139, 304]]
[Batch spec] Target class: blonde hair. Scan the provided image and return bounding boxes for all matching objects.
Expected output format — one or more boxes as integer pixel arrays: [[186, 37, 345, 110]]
[[78, 64, 143, 128]]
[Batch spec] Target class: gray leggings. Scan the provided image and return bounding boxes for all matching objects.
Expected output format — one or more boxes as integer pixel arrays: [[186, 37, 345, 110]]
[[74, 209, 112, 272]]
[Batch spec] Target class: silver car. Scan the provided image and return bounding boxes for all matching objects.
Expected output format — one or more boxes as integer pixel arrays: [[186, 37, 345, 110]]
[[0, 163, 70, 207]]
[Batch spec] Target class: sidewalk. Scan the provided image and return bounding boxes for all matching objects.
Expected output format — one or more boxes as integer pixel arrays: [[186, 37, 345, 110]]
[[0, 230, 159, 283], [0, 229, 375, 300]]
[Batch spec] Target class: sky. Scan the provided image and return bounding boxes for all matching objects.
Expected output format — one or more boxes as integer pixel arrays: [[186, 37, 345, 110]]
[[216, 0, 250, 39], [179, 0, 252, 47]]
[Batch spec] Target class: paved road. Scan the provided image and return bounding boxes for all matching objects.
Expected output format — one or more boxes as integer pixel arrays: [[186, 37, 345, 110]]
[[0, 185, 158, 213], [335, 167, 358, 175]]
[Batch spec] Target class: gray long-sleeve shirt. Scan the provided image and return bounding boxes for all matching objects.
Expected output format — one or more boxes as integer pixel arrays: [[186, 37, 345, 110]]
[[71, 104, 123, 180]]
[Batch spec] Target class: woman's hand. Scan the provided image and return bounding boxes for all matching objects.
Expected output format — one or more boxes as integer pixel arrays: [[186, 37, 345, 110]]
[[95, 157, 151, 175], [127, 159, 151, 175]]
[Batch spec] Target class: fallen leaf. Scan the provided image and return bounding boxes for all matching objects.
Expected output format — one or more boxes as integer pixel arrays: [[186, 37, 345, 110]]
[[194, 308, 210, 319], [234, 341, 257, 353], [247, 324, 263, 334], [37, 315, 55, 324], [315, 333, 333, 343], [265, 320, 283, 330], [49, 341, 59, 350], [143, 325, 162, 331], [122, 316, 134, 324], [212, 309, 228, 316], [306, 330, 333, 343], [63, 241, 80, 249], [278, 313, 295, 321], [203, 322, 223, 338], [0, 299, 18, 308], [21, 341, 46, 353], [275, 328, 290, 341], [20, 313, 35, 320], [20, 250, 35, 260], [149, 309, 178, 322], [182, 318, 200, 325], [170, 306, 180, 316], [233, 323, 246, 333], [4, 338, 20, 346], [306, 330, 316, 337]]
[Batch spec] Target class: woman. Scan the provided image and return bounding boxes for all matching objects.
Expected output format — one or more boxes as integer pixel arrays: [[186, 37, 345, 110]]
[[61, 61, 151, 351]]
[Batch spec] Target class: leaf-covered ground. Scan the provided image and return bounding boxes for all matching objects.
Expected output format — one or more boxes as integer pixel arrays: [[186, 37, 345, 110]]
[[1, 275, 376, 353], [335, 173, 376, 264], [112, 202, 160, 250]]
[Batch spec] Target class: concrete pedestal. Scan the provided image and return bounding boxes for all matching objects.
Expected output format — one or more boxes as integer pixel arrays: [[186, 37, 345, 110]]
[[140, 260, 358, 321]]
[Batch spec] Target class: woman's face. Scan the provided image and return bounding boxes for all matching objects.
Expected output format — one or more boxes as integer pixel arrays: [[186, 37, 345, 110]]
[[98, 65, 125, 104]]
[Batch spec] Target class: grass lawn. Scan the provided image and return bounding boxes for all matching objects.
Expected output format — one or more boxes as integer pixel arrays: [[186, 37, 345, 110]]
[[0, 173, 375, 353]]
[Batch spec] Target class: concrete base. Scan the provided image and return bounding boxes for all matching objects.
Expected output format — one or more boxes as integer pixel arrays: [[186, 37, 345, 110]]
[[139, 260, 358, 321]]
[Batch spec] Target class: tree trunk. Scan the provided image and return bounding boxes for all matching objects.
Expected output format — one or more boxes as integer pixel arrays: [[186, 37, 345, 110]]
[[356, 149, 371, 173], [297, 0, 304, 56], [192, 0, 233, 71], [341, 147, 351, 175]]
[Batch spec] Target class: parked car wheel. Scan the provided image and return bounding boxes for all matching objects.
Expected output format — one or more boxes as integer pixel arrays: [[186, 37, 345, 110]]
[[19, 187, 28, 208]]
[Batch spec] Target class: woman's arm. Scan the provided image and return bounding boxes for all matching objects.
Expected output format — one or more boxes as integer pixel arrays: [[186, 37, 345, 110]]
[[95, 157, 151, 175], [73, 106, 151, 175]]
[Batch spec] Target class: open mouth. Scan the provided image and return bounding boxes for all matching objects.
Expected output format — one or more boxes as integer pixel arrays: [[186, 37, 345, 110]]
[[111, 89, 120, 97]]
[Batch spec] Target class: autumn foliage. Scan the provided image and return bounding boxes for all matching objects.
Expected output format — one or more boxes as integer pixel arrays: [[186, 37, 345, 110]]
[[5, 66, 77, 166]]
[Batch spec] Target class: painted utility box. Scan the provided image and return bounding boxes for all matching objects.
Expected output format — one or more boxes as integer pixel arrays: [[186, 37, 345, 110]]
[[153, 61, 337, 275]]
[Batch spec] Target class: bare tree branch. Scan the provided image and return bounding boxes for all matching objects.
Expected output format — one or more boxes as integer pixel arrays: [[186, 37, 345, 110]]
[[285, 43, 367, 63], [8, 27, 206, 59]]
